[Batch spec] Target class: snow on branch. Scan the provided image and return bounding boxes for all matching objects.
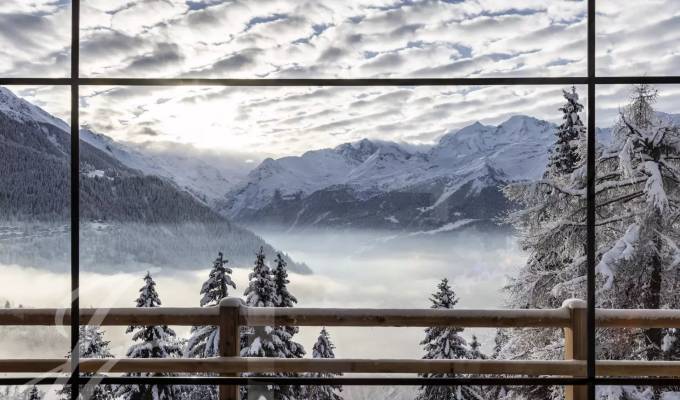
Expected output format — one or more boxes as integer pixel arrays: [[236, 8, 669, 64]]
[[596, 223, 640, 290]]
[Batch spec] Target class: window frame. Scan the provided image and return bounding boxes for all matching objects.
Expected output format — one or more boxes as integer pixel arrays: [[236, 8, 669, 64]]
[[2, 1, 680, 399]]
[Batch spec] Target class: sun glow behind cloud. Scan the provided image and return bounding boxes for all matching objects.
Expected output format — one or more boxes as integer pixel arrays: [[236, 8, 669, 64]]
[[1, 1, 680, 156]]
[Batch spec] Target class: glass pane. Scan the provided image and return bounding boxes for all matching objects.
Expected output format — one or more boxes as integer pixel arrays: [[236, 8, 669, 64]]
[[75, 85, 590, 387], [597, 0, 680, 76], [595, 84, 680, 372], [80, 0, 586, 78], [0, 85, 71, 359], [0, 384, 69, 400], [0, 1, 71, 77]]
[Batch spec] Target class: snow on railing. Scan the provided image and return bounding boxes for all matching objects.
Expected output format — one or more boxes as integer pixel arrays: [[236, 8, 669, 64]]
[[2, 298, 680, 400]]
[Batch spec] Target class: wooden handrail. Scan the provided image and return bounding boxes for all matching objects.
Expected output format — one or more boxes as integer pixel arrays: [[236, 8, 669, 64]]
[[3, 306, 680, 328], [4, 299, 680, 400], [4, 358, 680, 378], [0, 358, 585, 376]]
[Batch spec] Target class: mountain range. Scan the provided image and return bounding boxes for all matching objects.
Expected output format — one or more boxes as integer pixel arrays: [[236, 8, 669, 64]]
[[7, 86, 669, 239], [220, 116, 567, 232], [0, 87, 308, 273]]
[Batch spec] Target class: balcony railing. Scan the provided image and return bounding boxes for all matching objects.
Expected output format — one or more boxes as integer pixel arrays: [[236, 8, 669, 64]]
[[2, 298, 680, 400]]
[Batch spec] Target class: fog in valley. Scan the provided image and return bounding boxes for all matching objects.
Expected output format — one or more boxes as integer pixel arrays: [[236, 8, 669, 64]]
[[0, 227, 522, 362]]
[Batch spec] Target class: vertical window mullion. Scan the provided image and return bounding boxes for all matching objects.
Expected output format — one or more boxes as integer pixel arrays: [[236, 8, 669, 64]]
[[586, 0, 597, 399], [70, 0, 80, 399]]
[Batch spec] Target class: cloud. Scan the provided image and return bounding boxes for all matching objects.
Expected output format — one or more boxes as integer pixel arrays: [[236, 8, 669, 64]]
[[6, 1, 680, 157]]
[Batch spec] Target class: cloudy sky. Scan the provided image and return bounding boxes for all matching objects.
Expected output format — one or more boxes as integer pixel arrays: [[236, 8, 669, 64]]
[[2, 0, 680, 156]]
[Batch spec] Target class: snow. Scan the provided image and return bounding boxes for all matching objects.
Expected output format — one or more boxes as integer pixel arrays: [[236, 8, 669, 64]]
[[79, 128, 249, 205], [643, 160, 669, 212], [0, 87, 70, 132], [408, 219, 478, 236], [596, 223, 640, 290], [226, 115, 556, 217], [384, 215, 399, 224], [85, 169, 106, 179]]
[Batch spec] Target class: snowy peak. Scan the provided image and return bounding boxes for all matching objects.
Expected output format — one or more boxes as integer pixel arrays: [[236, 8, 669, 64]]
[[435, 115, 553, 158], [335, 138, 414, 163], [222, 115, 559, 228], [0, 87, 69, 132]]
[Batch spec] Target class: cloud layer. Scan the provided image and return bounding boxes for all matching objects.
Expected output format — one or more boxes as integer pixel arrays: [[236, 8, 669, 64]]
[[1, 1, 680, 156]]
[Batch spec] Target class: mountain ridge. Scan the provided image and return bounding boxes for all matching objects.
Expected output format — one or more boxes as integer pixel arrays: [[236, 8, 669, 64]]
[[0, 87, 309, 273], [218, 115, 556, 231]]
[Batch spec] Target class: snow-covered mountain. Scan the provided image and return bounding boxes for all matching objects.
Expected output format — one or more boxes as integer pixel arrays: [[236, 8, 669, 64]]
[[79, 129, 251, 206], [0, 87, 308, 273], [219, 115, 556, 231]]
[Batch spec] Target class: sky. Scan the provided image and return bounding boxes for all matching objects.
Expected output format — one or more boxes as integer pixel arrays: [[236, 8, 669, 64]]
[[1, 0, 680, 156]]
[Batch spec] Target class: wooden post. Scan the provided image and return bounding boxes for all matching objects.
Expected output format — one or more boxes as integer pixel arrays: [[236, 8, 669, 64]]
[[219, 297, 243, 400], [563, 299, 587, 400]]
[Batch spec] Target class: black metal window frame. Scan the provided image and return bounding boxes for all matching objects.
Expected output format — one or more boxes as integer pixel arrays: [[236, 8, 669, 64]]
[[3, 1, 680, 399]]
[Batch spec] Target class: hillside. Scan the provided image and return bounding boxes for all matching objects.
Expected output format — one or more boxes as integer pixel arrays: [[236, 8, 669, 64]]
[[0, 87, 309, 273]]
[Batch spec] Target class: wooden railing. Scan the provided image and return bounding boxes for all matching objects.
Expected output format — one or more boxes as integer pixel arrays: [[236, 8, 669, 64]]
[[2, 298, 680, 400]]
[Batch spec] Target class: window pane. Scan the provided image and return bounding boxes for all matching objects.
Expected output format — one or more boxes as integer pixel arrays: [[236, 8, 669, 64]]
[[80, 0, 586, 78], [0, 1, 71, 78], [597, 0, 680, 76], [74, 85, 589, 388], [595, 84, 680, 372], [0, 85, 70, 358]]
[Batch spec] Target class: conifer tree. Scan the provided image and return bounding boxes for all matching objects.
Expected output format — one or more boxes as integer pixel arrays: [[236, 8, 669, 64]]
[[272, 253, 305, 358], [304, 328, 343, 400], [271, 253, 306, 399], [57, 326, 116, 400], [186, 252, 237, 358], [415, 279, 484, 400], [240, 248, 293, 400], [185, 253, 237, 400], [116, 272, 182, 400], [468, 336, 486, 360], [547, 86, 586, 177], [503, 85, 680, 400], [501, 87, 589, 400], [592, 85, 680, 399], [27, 387, 41, 400]]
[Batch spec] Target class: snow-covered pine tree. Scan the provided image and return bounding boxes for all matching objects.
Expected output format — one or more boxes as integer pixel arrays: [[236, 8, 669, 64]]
[[482, 330, 510, 400], [184, 252, 237, 400], [186, 252, 237, 358], [271, 253, 306, 399], [241, 248, 293, 400], [57, 326, 116, 400], [416, 278, 484, 400], [116, 272, 182, 400], [272, 253, 306, 356], [591, 85, 680, 399], [501, 87, 589, 400], [468, 336, 486, 360], [303, 328, 343, 400], [548, 86, 587, 177], [27, 387, 41, 400]]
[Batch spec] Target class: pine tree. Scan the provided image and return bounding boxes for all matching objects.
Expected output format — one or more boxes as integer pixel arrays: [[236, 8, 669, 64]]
[[482, 330, 510, 400], [501, 87, 589, 400], [415, 278, 484, 400], [185, 253, 237, 400], [240, 248, 293, 400], [591, 85, 680, 399], [271, 253, 306, 399], [57, 326, 116, 400], [503, 85, 680, 400], [468, 336, 486, 360], [27, 387, 41, 400], [186, 252, 237, 358], [304, 328, 343, 400], [272, 254, 305, 356], [116, 272, 182, 400], [548, 86, 586, 177]]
